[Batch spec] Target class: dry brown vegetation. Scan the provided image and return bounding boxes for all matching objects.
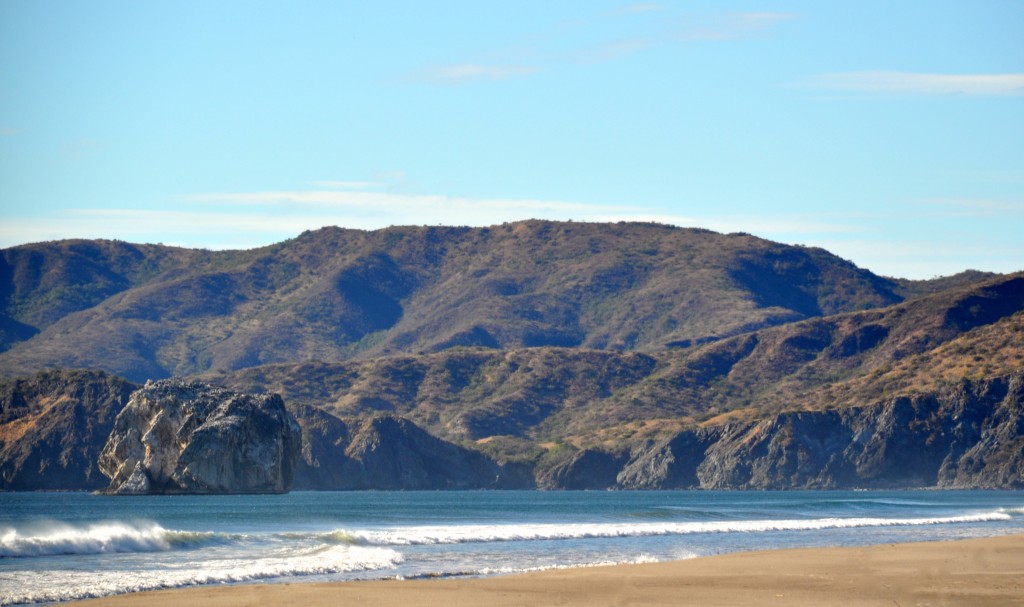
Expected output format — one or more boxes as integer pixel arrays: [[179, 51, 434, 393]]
[[2, 222, 1020, 473], [2, 221, 908, 381]]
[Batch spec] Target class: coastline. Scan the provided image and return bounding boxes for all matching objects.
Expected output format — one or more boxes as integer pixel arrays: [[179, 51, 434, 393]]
[[69, 533, 1024, 607]]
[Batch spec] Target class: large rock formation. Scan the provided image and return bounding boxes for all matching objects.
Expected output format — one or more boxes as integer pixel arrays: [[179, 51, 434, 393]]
[[610, 372, 1024, 490], [535, 448, 628, 490], [98, 379, 301, 494], [288, 408, 533, 490], [0, 370, 138, 490], [4, 369, 1024, 492]]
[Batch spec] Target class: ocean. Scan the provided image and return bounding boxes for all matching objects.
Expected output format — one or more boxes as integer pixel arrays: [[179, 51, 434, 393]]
[[2, 490, 1023, 605]]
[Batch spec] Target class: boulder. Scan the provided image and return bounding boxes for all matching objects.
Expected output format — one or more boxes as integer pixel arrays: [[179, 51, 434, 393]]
[[98, 379, 301, 494]]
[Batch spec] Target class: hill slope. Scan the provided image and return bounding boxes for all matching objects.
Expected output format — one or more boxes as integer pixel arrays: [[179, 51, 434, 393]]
[[3, 272, 1018, 491], [207, 273, 1024, 453], [0, 221, 919, 382]]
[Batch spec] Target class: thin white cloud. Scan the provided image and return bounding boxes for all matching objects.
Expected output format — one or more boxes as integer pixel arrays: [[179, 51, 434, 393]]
[[0, 190, 641, 250], [805, 71, 1024, 96], [679, 12, 796, 41], [308, 180, 384, 190], [414, 64, 539, 85], [405, 7, 795, 86], [182, 188, 860, 239], [4, 187, 1014, 279], [182, 188, 637, 218], [1, 127, 19, 137]]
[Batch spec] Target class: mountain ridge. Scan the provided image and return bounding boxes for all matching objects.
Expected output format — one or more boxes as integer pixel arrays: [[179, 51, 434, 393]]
[[0, 221, 994, 382], [0, 221, 1019, 490]]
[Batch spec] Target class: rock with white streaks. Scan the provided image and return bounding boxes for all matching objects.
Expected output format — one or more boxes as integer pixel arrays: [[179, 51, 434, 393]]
[[98, 379, 301, 494]]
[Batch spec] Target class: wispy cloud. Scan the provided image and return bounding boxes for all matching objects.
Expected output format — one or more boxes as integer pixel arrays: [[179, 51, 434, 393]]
[[179, 188, 863, 239], [181, 188, 636, 219], [1, 181, 871, 252], [805, 71, 1024, 96], [413, 64, 539, 85], [7, 183, 1011, 279], [678, 12, 796, 42], [308, 180, 384, 190], [406, 8, 795, 86]]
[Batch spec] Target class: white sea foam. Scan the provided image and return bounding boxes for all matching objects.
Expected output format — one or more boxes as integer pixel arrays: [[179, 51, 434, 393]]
[[333, 511, 1013, 546], [0, 544, 404, 606], [474, 552, 667, 577], [0, 521, 181, 558]]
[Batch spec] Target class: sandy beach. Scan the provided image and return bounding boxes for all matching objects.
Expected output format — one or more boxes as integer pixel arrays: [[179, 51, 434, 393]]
[[68, 533, 1024, 607]]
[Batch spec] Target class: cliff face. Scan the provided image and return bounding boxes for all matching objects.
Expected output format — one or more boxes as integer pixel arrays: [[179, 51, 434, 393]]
[[613, 373, 1024, 490], [3, 370, 1024, 491], [0, 370, 137, 490], [289, 407, 533, 490], [98, 379, 302, 494]]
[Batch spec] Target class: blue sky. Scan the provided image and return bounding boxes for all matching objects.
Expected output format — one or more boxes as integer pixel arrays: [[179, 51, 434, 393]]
[[1, 1, 1021, 279]]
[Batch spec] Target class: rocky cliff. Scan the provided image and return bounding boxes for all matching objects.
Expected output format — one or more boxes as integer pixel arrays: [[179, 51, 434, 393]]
[[611, 372, 1024, 490], [289, 406, 532, 490], [3, 369, 1024, 491], [98, 379, 301, 494], [0, 370, 137, 490]]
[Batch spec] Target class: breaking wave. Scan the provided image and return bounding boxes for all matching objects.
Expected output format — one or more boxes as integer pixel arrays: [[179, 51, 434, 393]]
[[0, 521, 228, 558], [330, 511, 1014, 546], [1, 544, 404, 606]]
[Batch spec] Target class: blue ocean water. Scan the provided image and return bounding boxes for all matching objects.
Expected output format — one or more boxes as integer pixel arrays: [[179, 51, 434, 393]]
[[2, 490, 1023, 605]]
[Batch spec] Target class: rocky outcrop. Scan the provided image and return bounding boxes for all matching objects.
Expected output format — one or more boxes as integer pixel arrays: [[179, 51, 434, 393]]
[[98, 379, 301, 494], [288, 407, 533, 490], [0, 370, 138, 490], [5, 367, 1024, 492], [617, 431, 714, 489], [289, 403, 359, 489], [535, 448, 628, 490], [604, 372, 1024, 490]]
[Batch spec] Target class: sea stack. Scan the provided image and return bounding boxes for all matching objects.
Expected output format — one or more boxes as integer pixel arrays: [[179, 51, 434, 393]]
[[98, 379, 301, 494]]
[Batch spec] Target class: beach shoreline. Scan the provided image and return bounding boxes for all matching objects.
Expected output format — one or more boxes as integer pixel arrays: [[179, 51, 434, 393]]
[[68, 533, 1024, 607]]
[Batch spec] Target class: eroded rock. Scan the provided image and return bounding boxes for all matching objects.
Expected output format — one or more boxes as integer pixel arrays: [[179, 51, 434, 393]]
[[98, 379, 301, 494]]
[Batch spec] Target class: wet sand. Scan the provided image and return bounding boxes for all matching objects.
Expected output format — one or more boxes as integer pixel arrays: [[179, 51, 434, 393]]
[[72, 533, 1024, 606]]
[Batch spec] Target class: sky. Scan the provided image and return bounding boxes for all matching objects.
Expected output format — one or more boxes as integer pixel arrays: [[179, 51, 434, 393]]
[[1, 1, 1022, 279]]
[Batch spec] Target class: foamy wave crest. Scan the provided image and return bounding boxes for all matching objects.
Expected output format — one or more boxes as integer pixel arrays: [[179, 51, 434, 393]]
[[0, 521, 186, 558], [336, 511, 1013, 546], [0, 544, 404, 605]]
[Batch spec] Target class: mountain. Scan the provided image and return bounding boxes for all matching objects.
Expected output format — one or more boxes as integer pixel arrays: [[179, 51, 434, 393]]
[[0, 221, 926, 382], [206, 273, 1024, 450], [1, 222, 1020, 490]]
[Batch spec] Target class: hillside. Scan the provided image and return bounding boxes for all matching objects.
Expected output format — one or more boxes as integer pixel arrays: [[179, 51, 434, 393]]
[[207, 273, 1024, 457], [1, 222, 1020, 491], [3, 272, 1020, 491], [0, 221, 925, 382]]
